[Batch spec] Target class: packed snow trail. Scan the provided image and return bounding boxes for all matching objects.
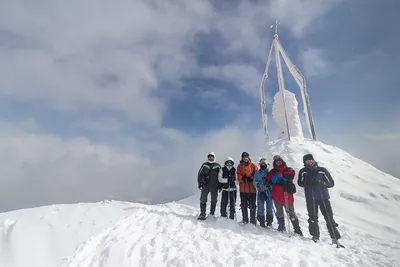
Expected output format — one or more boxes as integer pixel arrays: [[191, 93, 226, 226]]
[[62, 201, 399, 267]]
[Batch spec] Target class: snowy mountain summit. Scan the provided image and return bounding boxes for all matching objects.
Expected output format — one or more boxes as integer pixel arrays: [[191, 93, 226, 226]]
[[1, 138, 400, 267]]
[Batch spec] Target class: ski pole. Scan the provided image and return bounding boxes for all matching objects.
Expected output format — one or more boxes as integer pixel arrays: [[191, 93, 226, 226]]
[[319, 190, 342, 247], [228, 183, 231, 219], [272, 203, 278, 222], [233, 189, 237, 222]]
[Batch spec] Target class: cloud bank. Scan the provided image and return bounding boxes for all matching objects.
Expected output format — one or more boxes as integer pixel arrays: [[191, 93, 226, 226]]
[[2, 0, 394, 213]]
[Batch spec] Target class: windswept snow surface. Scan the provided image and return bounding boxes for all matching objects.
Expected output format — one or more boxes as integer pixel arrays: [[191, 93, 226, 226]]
[[1, 138, 400, 267], [0, 200, 136, 267]]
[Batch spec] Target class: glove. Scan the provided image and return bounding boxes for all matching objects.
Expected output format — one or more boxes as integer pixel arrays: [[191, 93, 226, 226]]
[[259, 191, 266, 201], [257, 181, 263, 188], [242, 175, 249, 182], [271, 173, 283, 184], [278, 177, 288, 185], [198, 183, 202, 190]]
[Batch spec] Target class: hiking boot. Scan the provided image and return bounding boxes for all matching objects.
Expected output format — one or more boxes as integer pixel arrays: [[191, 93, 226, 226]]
[[210, 202, 216, 215], [266, 214, 273, 227], [198, 203, 206, 220], [277, 217, 286, 232], [291, 219, 303, 236], [250, 209, 257, 225], [257, 215, 266, 228], [311, 236, 319, 243]]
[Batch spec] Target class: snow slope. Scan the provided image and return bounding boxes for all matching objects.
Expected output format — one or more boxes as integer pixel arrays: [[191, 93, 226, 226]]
[[1, 138, 400, 267], [0, 200, 137, 267]]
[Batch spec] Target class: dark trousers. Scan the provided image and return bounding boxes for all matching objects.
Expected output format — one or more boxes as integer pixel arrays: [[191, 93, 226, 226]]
[[200, 185, 218, 204], [240, 192, 256, 224], [220, 190, 237, 219], [306, 197, 341, 240]]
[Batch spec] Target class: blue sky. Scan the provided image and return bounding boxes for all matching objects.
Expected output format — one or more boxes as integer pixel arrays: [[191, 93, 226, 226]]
[[0, 0, 398, 211]]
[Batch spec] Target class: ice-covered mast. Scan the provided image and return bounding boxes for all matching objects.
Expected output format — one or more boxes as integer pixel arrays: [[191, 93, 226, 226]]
[[258, 21, 317, 142]]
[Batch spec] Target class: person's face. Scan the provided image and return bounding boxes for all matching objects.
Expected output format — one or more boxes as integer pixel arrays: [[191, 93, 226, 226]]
[[305, 159, 313, 166], [208, 155, 215, 162], [242, 157, 250, 163], [225, 160, 233, 166], [274, 158, 283, 166]]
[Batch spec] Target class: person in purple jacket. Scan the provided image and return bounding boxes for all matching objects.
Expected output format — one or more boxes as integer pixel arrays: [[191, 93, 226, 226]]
[[298, 154, 342, 246]]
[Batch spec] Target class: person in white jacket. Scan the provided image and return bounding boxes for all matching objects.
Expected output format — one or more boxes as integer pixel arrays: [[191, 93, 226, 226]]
[[218, 157, 238, 220]]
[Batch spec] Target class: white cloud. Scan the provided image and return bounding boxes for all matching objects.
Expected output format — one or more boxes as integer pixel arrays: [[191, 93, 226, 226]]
[[202, 64, 262, 97], [266, 0, 344, 37], [0, 121, 267, 212], [299, 48, 332, 77], [72, 117, 126, 134], [0, 0, 214, 127], [366, 132, 400, 141], [0, 0, 344, 121], [206, 0, 343, 59], [363, 133, 400, 178], [0, 0, 350, 212]]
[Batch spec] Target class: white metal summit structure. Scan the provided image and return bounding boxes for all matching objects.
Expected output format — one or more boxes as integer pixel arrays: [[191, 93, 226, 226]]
[[258, 21, 317, 142]]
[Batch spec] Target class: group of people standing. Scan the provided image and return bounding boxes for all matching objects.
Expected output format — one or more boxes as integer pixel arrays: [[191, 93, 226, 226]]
[[197, 151, 342, 244]]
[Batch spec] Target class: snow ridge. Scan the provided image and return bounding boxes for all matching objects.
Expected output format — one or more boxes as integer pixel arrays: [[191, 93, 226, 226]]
[[1, 138, 400, 267], [62, 138, 400, 267]]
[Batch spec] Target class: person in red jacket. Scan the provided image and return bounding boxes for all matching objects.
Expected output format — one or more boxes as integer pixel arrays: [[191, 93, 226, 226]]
[[266, 155, 303, 235]]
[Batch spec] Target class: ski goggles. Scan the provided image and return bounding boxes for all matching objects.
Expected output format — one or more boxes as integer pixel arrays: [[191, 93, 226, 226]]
[[225, 160, 234, 166]]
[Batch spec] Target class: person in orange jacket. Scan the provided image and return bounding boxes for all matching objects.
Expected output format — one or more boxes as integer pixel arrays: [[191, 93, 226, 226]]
[[237, 152, 258, 224]]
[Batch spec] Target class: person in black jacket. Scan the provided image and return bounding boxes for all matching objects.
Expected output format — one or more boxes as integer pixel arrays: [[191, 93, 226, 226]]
[[218, 157, 237, 220], [197, 152, 221, 220], [298, 154, 342, 244]]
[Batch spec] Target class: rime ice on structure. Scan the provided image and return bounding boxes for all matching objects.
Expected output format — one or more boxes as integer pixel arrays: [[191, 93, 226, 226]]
[[272, 89, 304, 139], [258, 21, 317, 142]]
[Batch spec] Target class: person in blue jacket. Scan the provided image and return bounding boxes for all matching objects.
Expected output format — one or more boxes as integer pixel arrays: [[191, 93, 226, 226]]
[[253, 158, 274, 227], [298, 154, 342, 245]]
